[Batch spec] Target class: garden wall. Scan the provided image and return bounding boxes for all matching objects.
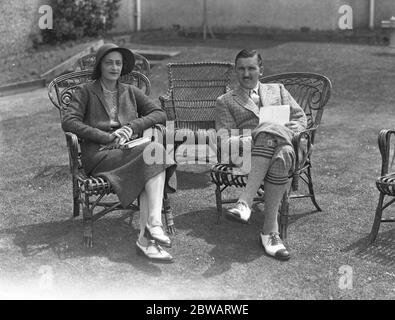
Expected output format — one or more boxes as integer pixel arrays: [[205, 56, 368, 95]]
[[1, 0, 395, 59], [139, 0, 395, 31], [0, 0, 44, 58]]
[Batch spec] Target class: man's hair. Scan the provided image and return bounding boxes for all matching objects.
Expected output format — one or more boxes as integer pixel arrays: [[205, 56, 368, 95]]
[[234, 49, 263, 67]]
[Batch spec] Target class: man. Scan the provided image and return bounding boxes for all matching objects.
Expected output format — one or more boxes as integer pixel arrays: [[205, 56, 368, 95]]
[[215, 49, 307, 261]]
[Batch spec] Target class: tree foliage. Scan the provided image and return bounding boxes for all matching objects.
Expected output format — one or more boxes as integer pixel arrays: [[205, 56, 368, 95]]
[[42, 0, 121, 43]]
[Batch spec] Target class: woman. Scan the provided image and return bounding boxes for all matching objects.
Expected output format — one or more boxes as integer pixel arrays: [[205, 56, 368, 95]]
[[62, 43, 177, 262]]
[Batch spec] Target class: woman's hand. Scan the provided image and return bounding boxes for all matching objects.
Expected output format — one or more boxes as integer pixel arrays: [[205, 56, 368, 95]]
[[99, 126, 134, 150], [113, 126, 134, 144]]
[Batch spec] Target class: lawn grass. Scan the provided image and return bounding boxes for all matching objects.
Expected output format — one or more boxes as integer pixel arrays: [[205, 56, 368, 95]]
[[0, 35, 394, 299]]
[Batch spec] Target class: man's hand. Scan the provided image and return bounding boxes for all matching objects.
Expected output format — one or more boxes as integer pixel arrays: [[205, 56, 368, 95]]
[[284, 121, 300, 132], [240, 135, 252, 143], [240, 135, 252, 153]]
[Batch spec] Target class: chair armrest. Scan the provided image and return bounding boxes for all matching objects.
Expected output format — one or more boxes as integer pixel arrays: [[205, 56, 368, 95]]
[[159, 92, 171, 110], [158, 92, 171, 105], [377, 129, 395, 176], [159, 91, 176, 121], [64, 131, 81, 176], [150, 124, 168, 145], [152, 123, 167, 136], [292, 126, 317, 170]]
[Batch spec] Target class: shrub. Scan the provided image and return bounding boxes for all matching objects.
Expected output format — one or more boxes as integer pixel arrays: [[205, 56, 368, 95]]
[[41, 0, 121, 43]]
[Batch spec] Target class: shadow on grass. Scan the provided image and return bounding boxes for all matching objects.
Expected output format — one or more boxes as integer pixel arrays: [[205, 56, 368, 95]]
[[373, 52, 395, 58], [174, 208, 263, 277], [342, 228, 395, 268], [287, 209, 322, 225], [176, 169, 212, 190], [171, 206, 318, 278], [0, 216, 167, 276]]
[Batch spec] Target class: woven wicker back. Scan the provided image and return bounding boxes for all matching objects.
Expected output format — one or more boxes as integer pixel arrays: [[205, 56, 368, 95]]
[[165, 62, 234, 131], [48, 70, 151, 117], [75, 52, 151, 76], [260, 72, 332, 142]]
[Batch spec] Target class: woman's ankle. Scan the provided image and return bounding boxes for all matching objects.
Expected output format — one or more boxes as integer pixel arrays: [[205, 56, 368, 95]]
[[238, 196, 252, 208], [138, 235, 149, 246]]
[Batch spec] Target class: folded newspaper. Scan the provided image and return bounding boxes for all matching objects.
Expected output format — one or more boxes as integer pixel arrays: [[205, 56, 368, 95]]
[[259, 104, 290, 125]]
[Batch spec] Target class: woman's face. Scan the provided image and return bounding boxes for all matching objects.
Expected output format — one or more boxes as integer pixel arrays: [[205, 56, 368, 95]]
[[100, 51, 123, 82]]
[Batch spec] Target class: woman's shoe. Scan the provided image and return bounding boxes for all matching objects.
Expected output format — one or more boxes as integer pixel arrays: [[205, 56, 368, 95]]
[[136, 240, 173, 263], [145, 226, 172, 248]]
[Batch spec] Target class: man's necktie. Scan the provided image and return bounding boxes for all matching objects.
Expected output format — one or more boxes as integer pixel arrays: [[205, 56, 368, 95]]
[[249, 89, 260, 106]]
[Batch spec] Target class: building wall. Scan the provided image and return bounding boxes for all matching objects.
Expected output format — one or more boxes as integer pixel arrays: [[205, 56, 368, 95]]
[[140, 0, 341, 31], [134, 0, 395, 32], [1, 0, 395, 59], [0, 0, 43, 58], [343, 0, 395, 29], [112, 0, 136, 33], [374, 0, 395, 25]]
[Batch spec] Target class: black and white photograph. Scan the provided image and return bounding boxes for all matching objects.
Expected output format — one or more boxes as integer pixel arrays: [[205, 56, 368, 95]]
[[0, 0, 394, 302]]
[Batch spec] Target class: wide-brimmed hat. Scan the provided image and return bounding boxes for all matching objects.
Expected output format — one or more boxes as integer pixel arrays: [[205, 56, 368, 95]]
[[93, 43, 135, 79]]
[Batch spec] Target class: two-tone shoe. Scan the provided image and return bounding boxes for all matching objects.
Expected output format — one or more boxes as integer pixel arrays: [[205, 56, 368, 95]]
[[259, 232, 290, 261], [226, 200, 251, 224], [136, 239, 173, 263], [145, 226, 172, 248]]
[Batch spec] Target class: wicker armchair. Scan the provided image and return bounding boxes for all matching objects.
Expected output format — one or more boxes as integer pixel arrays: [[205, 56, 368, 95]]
[[211, 73, 332, 239], [75, 52, 151, 76], [159, 62, 234, 163], [160, 62, 234, 130], [47, 70, 174, 247], [369, 129, 395, 243]]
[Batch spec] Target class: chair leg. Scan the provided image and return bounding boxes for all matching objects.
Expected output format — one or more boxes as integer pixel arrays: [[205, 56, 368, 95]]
[[306, 167, 322, 212], [215, 185, 223, 224], [368, 193, 385, 244], [162, 193, 176, 235], [278, 191, 289, 240], [82, 194, 93, 248], [72, 177, 80, 218]]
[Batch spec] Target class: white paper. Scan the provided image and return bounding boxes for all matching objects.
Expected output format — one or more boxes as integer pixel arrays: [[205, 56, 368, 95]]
[[259, 104, 290, 125], [122, 136, 151, 149]]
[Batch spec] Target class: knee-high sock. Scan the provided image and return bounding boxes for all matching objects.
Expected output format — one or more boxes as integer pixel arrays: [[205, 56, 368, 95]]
[[262, 180, 291, 235], [239, 156, 271, 208]]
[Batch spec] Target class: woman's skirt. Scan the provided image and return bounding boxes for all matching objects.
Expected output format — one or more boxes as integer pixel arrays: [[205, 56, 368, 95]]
[[88, 141, 177, 208]]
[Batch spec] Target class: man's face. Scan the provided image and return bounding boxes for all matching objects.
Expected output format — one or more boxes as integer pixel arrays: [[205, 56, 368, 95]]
[[235, 55, 263, 90], [100, 51, 123, 82]]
